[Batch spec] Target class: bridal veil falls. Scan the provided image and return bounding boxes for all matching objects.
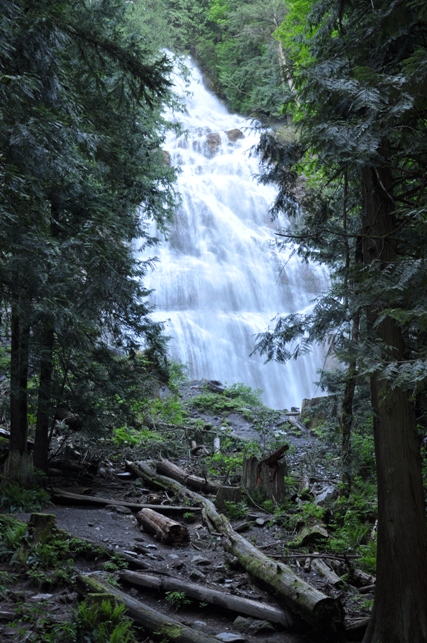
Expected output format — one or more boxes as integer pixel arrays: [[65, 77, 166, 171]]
[[140, 59, 329, 410]]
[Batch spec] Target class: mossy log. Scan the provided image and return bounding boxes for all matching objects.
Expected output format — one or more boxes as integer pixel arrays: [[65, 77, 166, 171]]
[[77, 573, 220, 643], [156, 459, 219, 493], [119, 570, 291, 626], [202, 500, 344, 633], [127, 461, 344, 634]]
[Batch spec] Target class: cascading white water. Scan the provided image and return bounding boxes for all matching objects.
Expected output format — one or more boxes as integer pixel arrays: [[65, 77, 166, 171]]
[[140, 59, 329, 410]]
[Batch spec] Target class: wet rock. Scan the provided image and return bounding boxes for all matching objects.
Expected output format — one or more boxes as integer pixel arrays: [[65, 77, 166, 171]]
[[225, 129, 244, 142], [204, 132, 221, 157], [314, 485, 338, 505], [191, 555, 211, 566], [193, 620, 208, 630], [107, 505, 132, 514], [30, 593, 53, 602], [189, 568, 206, 581], [298, 524, 329, 546], [233, 616, 276, 634], [215, 633, 246, 642]]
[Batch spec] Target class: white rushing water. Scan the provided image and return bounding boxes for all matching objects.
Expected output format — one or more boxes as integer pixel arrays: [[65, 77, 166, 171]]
[[139, 59, 329, 410]]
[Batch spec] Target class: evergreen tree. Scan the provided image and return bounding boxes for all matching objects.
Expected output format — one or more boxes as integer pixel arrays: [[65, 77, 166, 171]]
[[256, 0, 427, 640], [0, 0, 176, 479]]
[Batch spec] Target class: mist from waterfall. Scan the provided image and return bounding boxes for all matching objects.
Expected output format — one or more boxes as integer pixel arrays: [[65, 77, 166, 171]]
[[139, 59, 329, 410]]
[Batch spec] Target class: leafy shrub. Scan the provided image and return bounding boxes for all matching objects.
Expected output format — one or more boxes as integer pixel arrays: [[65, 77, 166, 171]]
[[112, 425, 164, 446], [0, 483, 50, 514]]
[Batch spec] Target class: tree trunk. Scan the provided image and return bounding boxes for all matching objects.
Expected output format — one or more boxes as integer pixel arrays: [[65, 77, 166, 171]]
[[34, 321, 55, 471], [9, 304, 30, 453], [119, 570, 291, 626], [5, 296, 33, 483], [361, 151, 427, 643], [156, 459, 219, 493], [340, 312, 359, 495]]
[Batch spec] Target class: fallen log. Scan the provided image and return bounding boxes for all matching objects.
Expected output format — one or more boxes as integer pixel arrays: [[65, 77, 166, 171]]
[[311, 558, 344, 587], [51, 488, 200, 515], [136, 508, 189, 544], [286, 415, 308, 433], [77, 573, 220, 643], [119, 570, 291, 626], [156, 459, 219, 493], [128, 461, 344, 634]]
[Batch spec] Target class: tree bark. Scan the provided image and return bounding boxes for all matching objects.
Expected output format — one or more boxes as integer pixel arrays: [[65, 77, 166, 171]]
[[5, 295, 33, 483], [34, 321, 55, 471], [156, 459, 219, 493], [361, 149, 427, 643], [340, 312, 359, 495], [119, 570, 291, 626], [77, 574, 221, 643]]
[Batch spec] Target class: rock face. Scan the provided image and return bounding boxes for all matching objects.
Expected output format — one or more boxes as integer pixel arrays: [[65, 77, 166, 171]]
[[204, 132, 221, 157], [225, 128, 244, 142]]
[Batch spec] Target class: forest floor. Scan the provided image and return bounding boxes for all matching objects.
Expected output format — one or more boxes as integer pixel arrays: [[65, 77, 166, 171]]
[[0, 380, 373, 642]]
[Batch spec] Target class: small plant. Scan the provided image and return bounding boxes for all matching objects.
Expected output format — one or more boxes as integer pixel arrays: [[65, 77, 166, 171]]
[[182, 511, 196, 523], [0, 483, 50, 514], [165, 590, 192, 611], [103, 553, 128, 572], [222, 500, 248, 519]]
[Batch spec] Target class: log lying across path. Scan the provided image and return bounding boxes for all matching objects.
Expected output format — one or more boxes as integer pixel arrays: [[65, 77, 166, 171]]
[[51, 488, 200, 515], [119, 570, 291, 626], [77, 573, 219, 643], [136, 508, 189, 544], [128, 460, 344, 635], [156, 459, 219, 493]]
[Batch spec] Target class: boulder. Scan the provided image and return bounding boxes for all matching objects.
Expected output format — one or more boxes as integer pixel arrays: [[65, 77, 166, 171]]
[[204, 132, 221, 157], [226, 128, 244, 142]]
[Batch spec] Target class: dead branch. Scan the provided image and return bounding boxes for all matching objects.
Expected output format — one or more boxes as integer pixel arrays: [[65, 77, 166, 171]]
[[51, 488, 200, 514]]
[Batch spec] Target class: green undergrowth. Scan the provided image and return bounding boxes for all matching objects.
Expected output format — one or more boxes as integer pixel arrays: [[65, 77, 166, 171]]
[[269, 476, 378, 575], [189, 382, 264, 419], [12, 597, 139, 643], [0, 514, 138, 641], [0, 482, 50, 514], [0, 514, 109, 590]]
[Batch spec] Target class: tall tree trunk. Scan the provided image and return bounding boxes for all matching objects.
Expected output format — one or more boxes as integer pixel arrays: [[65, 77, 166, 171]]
[[340, 312, 359, 495], [361, 147, 427, 643], [5, 294, 33, 483], [34, 321, 55, 471]]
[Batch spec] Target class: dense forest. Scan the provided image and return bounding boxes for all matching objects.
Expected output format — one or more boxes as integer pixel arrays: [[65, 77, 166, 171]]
[[1, 1, 427, 643]]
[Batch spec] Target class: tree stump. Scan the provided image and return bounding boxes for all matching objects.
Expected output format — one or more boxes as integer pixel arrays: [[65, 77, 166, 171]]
[[215, 486, 242, 512], [28, 513, 57, 544], [242, 445, 288, 504]]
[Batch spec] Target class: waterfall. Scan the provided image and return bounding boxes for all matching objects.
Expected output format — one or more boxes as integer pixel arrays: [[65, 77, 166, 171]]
[[140, 59, 329, 410]]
